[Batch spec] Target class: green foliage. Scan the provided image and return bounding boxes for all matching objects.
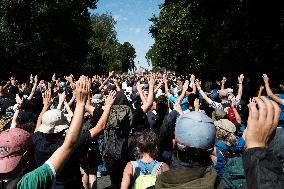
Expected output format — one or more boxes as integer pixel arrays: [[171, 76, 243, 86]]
[[0, 0, 98, 79], [86, 14, 136, 74], [148, 0, 284, 81], [0, 1, 136, 79]]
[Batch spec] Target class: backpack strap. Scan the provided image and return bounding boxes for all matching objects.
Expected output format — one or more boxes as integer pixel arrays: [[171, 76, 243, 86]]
[[131, 161, 141, 181], [151, 162, 163, 176]]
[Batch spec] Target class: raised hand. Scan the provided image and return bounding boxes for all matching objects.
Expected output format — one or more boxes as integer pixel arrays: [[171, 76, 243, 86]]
[[30, 74, 34, 82], [221, 77, 227, 85], [262, 74, 269, 84], [148, 74, 156, 86], [58, 91, 66, 104], [42, 90, 52, 109], [105, 90, 116, 107], [52, 73, 56, 81], [75, 76, 90, 106], [195, 79, 201, 89], [238, 74, 244, 84], [109, 71, 115, 77], [244, 97, 280, 149], [34, 75, 38, 83], [182, 80, 189, 91]]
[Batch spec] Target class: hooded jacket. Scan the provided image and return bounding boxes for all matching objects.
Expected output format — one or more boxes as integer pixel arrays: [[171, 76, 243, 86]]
[[155, 166, 223, 189]]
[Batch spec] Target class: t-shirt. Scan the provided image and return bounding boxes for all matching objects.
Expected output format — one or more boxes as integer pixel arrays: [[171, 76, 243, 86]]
[[17, 162, 55, 189], [31, 131, 91, 189], [132, 107, 149, 133], [168, 95, 188, 111]]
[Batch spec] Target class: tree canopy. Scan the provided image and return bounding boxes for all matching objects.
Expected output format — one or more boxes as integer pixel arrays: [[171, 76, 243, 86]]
[[0, 0, 136, 80], [147, 0, 284, 82]]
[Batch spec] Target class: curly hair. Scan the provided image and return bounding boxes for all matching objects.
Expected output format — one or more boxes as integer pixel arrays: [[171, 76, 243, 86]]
[[136, 130, 160, 159]]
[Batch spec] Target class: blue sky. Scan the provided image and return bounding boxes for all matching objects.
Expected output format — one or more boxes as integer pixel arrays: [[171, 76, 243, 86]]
[[90, 0, 163, 70]]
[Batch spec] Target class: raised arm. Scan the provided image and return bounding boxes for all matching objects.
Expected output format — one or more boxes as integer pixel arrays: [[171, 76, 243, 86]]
[[163, 76, 171, 97], [27, 75, 38, 101], [46, 76, 90, 173], [190, 74, 196, 94], [258, 85, 264, 98], [231, 99, 242, 124], [64, 100, 74, 118], [176, 81, 188, 105], [89, 91, 116, 138], [141, 74, 156, 113], [243, 97, 284, 188], [263, 74, 283, 104], [236, 74, 244, 100], [35, 90, 52, 132], [84, 93, 95, 116], [57, 92, 66, 110], [99, 71, 114, 90], [221, 77, 227, 90], [137, 83, 147, 105], [195, 79, 213, 104]]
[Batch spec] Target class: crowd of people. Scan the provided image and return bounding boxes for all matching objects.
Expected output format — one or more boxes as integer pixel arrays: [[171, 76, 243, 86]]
[[0, 71, 284, 189]]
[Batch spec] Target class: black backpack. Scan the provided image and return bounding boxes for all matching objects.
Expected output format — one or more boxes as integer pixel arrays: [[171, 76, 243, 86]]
[[104, 105, 133, 171]]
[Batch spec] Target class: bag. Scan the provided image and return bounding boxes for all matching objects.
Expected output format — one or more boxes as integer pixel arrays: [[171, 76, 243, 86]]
[[222, 156, 246, 189], [132, 161, 163, 189], [104, 105, 133, 170], [0, 176, 22, 189]]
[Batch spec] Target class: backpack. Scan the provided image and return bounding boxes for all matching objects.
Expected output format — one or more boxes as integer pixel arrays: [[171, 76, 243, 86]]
[[104, 105, 133, 170], [222, 155, 246, 189], [131, 160, 163, 189], [0, 176, 22, 189]]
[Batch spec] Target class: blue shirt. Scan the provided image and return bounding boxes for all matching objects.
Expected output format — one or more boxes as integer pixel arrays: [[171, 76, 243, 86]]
[[168, 95, 188, 111]]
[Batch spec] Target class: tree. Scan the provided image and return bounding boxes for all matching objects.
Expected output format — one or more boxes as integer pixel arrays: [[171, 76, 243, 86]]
[[117, 42, 136, 73], [85, 13, 118, 74], [148, 0, 284, 82], [86, 14, 136, 74], [0, 0, 98, 79]]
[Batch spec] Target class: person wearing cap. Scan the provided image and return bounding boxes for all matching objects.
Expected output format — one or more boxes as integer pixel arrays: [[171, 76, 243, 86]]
[[0, 75, 91, 189], [195, 74, 244, 110], [155, 111, 223, 189], [211, 119, 245, 178]]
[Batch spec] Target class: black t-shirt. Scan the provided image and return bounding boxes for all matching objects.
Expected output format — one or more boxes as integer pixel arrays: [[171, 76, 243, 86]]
[[6, 85, 19, 99], [31, 131, 91, 189], [132, 107, 149, 133]]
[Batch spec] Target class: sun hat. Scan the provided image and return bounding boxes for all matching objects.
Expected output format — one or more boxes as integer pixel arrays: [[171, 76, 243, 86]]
[[91, 94, 104, 104], [212, 109, 228, 121], [175, 111, 216, 149], [37, 109, 69, 134], [214, 119, 236, 146], [0, 128, 33, 174]]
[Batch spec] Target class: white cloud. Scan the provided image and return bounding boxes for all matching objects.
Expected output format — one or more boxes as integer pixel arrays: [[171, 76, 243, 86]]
[[129, 27, 142, 33], [113, 14, 128, 22]]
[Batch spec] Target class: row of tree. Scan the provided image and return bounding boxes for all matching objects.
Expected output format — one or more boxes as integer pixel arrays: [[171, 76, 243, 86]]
[[0, 0, 136, 80], [146, 0, 284, 83]]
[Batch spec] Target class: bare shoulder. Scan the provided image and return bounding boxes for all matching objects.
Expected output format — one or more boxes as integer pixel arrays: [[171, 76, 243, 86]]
[[157, 162, 169, 176], [124, 161, 133, 176]]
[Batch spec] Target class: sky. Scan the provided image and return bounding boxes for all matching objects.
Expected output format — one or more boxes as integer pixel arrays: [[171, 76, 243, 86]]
[[90, 0, 164, 70]]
